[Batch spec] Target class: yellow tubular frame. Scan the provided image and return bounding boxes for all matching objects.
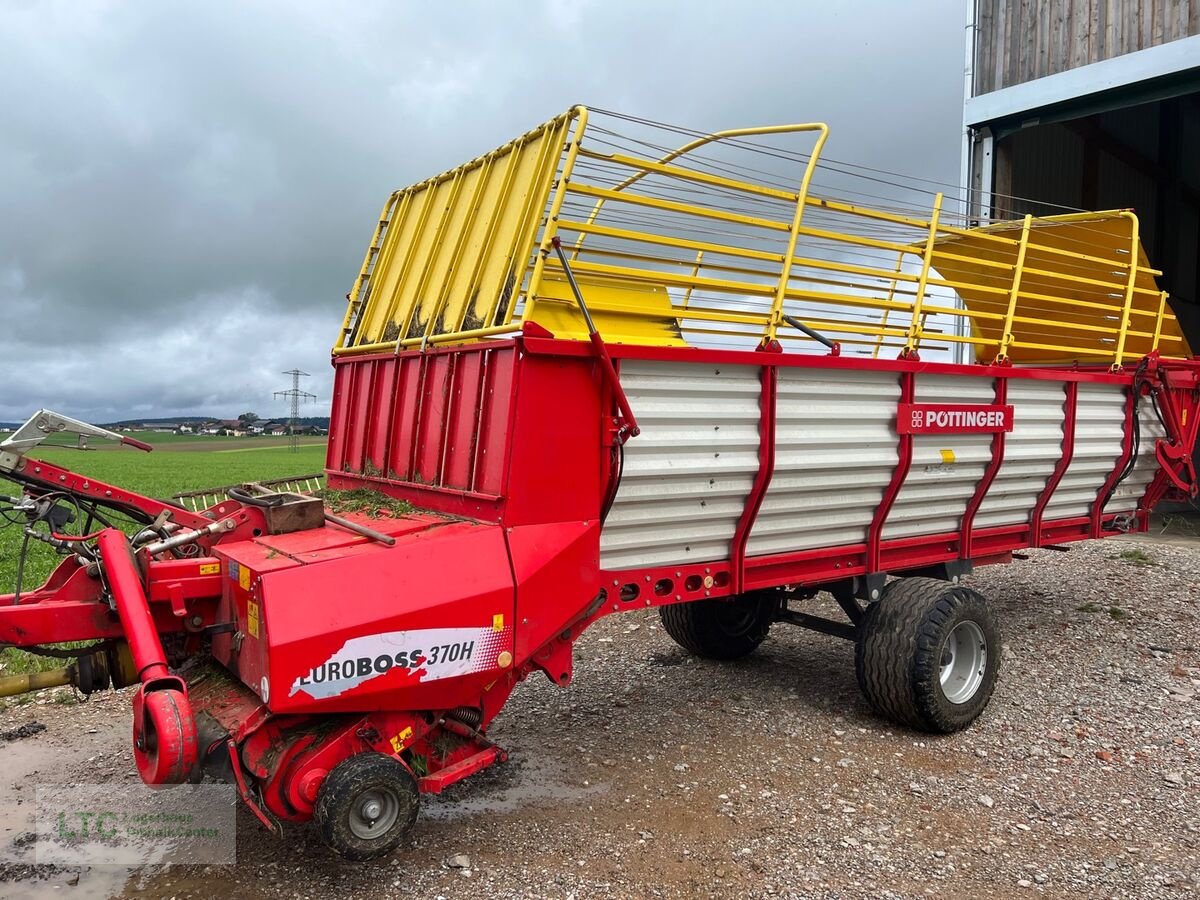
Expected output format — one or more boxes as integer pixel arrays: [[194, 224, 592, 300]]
[[335, 107, 1189, 367]]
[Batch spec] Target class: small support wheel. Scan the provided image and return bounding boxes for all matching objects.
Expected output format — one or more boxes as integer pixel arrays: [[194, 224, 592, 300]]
[[659, 590, 778, 660], [855, 577, 1000, 734], [315, 753, 419, 861], [133, 687, 199, 785]]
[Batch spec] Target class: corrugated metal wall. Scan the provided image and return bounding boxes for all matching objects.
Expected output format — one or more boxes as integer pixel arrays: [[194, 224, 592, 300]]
[[975, 0, 1200, 95], [599, 360, 1154, 571], [974, 378, 1069, 528], [1043, 382, 1127, 519], [882, 376, 997, 541], [747, 369, 901, 556], [599, 360, 761, 570], [1105, 393, 1169, 512]]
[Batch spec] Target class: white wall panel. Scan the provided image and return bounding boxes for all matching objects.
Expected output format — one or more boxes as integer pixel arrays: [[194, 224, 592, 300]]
[[747, 369, 901, 556], [1043, 382, 1126, 521], [882, 375, 994, 541], [600, 360, 761, 569], [974, 378, 1068, 529]]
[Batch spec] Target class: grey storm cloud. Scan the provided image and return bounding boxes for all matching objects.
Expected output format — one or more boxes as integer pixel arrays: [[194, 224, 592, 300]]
[[0, 0, 965, 423]]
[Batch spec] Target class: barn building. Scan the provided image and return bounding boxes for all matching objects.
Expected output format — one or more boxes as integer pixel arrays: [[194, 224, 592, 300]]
[[963, 1, 1200, 356]]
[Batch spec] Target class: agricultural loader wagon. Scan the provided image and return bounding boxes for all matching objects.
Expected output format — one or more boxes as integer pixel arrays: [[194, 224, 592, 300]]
[[1, 107, 1197, 860]]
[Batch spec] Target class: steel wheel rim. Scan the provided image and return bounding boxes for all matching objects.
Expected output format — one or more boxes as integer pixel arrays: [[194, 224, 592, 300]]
[[349, 787, 401, 840], [939, 620, 987, 704], [717, 599, 763, 638]]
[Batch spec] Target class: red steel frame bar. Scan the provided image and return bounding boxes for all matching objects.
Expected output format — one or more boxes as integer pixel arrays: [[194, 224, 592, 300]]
[[866, 371, 915, 573], [13, 459, 211, 530], [959, 376, 1008, 560], [1029, 381, 1078, 547], [1089, 383, 1138, 537], [730, 362, 778, 593]]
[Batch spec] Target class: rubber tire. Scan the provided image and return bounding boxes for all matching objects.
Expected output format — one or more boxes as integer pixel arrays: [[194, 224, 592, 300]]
[[315, 752, 419, 861], [855, 577, 1000, 734], [659, 591, 778, 660]]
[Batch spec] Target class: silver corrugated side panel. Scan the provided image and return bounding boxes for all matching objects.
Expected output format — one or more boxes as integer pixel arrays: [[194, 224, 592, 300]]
[[747, 368, 900, 555], [1104, 397, 1168, 514], [599, 360, 761, 569], [1043, 382, 1126, 521], [973, 378, 1067, 529], [882, 375, 995, 541]]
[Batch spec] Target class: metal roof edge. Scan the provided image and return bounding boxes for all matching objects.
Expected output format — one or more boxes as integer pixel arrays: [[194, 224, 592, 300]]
[[965, 34, 1200, 128]]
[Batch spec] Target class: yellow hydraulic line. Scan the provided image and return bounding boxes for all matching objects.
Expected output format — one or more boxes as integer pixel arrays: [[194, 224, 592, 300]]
[[526, 106, 590, 312], [903, 192, 944, 355], [995, 214, 1033, 363], [1111, 211, 1141, 369]]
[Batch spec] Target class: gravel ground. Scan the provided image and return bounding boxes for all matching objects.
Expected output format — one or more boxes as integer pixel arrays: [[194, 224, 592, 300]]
[[2, 535, 1198, 899]]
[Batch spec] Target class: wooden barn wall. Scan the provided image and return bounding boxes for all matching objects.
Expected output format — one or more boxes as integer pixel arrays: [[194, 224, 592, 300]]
[[975, 1, 1200, 95]]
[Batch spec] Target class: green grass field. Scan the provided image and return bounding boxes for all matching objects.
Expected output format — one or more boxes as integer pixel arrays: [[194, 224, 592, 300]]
[[0, 437, 327, 691]]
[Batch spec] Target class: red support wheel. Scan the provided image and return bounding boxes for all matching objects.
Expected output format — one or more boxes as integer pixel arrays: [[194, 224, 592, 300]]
[[133, 687, 199, 785]]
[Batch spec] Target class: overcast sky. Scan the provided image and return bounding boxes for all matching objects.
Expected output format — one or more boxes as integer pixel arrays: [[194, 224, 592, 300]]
[[0, 1, 966, 424]]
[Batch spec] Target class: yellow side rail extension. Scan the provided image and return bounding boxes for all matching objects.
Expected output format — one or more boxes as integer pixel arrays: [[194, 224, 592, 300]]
[[335, 107, 1191, 368]]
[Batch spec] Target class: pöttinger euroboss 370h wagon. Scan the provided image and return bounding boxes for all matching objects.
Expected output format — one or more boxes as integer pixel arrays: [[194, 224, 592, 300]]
[[1, 107, 1197, 859]]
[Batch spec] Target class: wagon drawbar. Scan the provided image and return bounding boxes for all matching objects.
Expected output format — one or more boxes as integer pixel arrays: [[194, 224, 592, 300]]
[[2, 107, 1197, 860]]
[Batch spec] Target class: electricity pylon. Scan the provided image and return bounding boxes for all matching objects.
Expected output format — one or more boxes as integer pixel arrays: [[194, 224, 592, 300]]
[[274, 370, 316, 452]]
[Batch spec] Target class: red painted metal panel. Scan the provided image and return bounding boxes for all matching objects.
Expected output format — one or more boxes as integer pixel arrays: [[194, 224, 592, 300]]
[[475, 349, 515, 495], [343, 360, 374, 473], [327, 363, 351, 472], [444, 351, 484, 490], [415, 354, 453, 484], [388, 355, 423, 481], [501, 354, 604, 526], [365, 359, 396, 475]]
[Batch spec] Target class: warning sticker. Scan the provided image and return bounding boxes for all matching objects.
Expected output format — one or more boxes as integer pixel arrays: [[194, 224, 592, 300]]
[[290, 625, 510, 700]]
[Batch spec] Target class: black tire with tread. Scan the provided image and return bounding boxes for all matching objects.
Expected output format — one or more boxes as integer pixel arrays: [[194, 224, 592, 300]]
[[659, 591, 778, 660], [855, 577, 1000, 734], [315, 752, 419, 861]]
